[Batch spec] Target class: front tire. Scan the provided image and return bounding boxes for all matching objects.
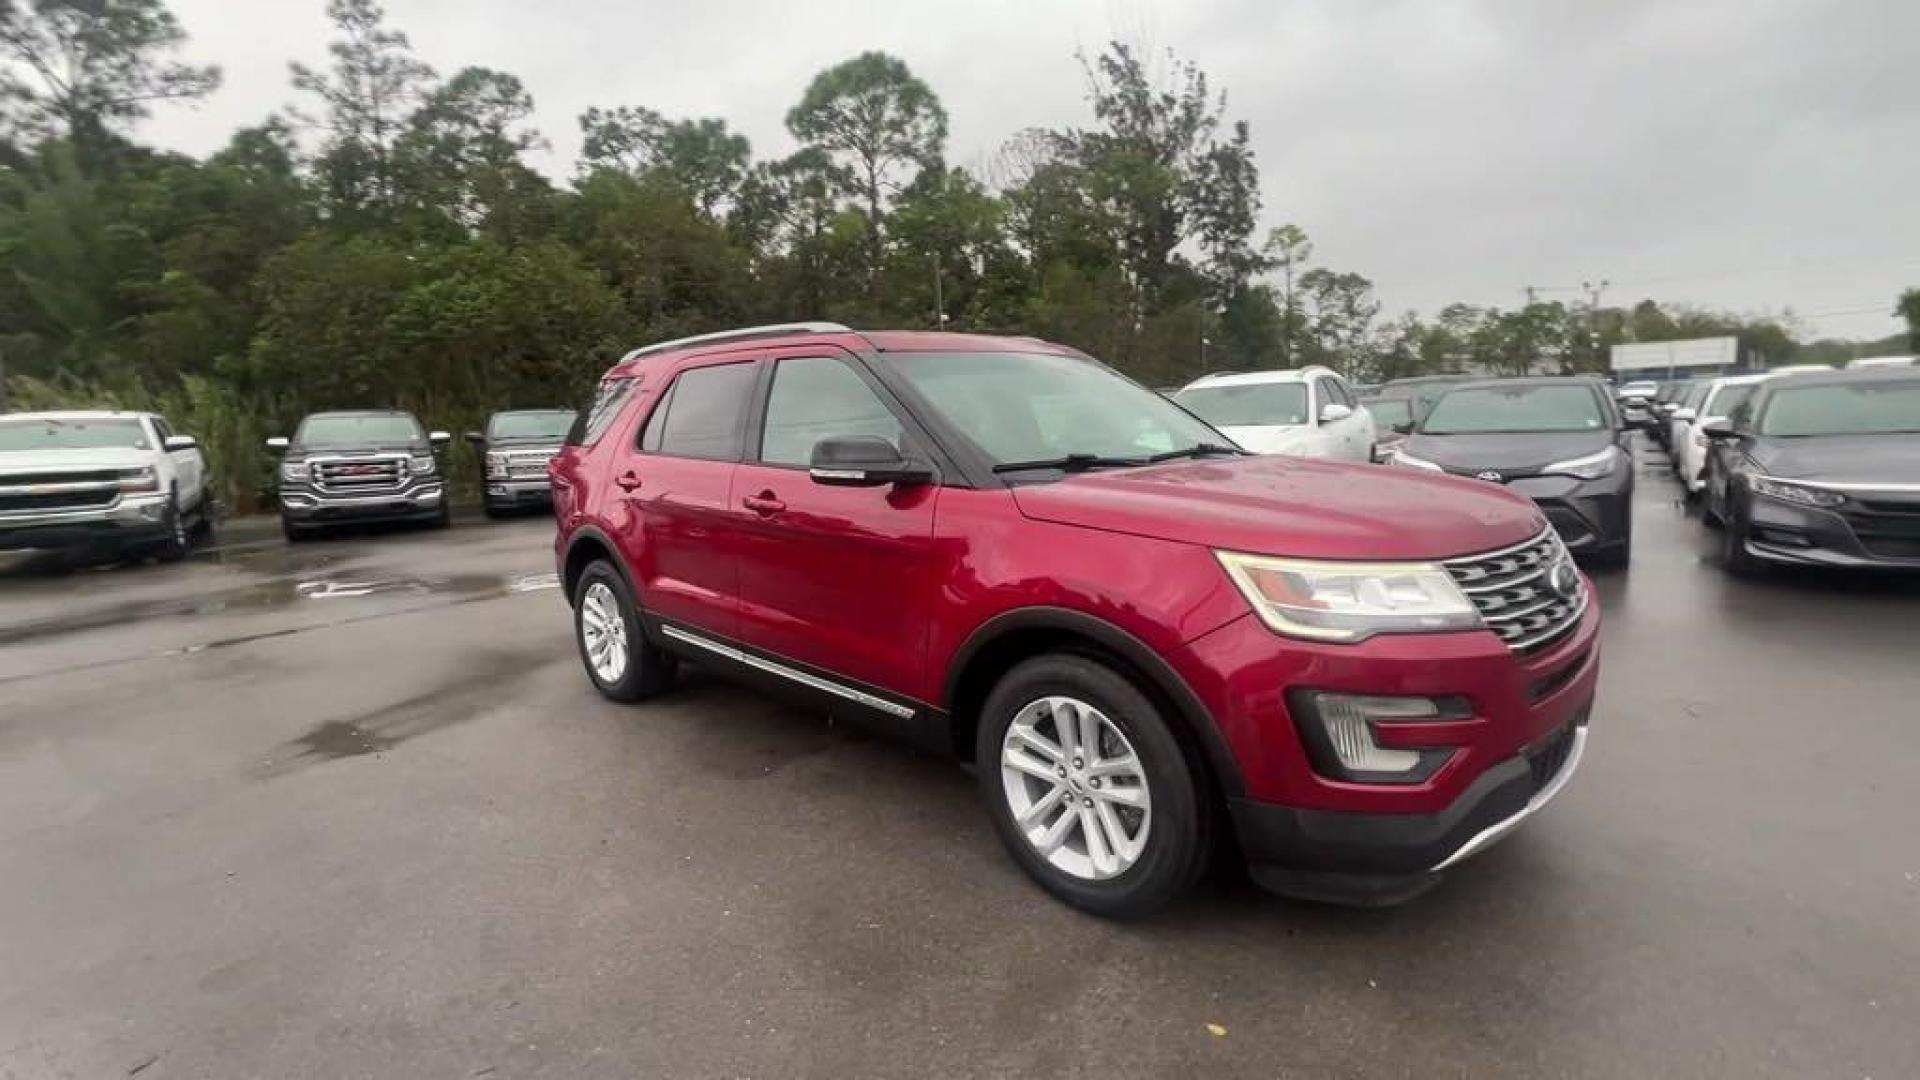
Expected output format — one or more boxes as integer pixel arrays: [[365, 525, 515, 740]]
[[1721, 505, 1767, 578], [977, 654, 1210, 919], [574, 561, 675, 702], [153, 494, 190, 562]]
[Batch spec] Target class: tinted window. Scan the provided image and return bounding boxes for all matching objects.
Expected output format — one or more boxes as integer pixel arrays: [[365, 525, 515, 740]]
[[567, 377, 635, 446], [1757, 379, 1920, 437], [1328, 378, 1356, 408], [1175, 382, 1309, 427], [1421, 385, 1607, 434], [887, 351, 1221, 466], [760, 356, 902, 467], [1364, 398, 1413, 427], [653, 362, 757, 460], [0, 417, 150, 451], [294, 414, 422, 448], [1704, 383, 1757, 421], [151, 416, 173, 442]]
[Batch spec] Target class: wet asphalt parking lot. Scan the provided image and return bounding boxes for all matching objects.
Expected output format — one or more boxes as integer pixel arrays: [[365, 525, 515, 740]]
[[2, 443, 1917, 1079]]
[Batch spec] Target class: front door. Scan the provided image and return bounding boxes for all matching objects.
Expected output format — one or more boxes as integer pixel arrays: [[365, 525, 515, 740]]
[[611, 357, 761, 639], [729, 350, 940, 699]]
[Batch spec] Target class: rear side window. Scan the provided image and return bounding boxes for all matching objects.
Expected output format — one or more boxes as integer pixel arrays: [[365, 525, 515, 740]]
[[647, 362, 758, 461], [568, 377, 636, 446]]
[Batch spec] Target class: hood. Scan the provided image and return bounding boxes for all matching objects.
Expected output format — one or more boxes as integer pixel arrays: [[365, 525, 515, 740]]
[[288, 442, 424, 458], [0, 446, 153, 475], [1218, 424, 1317, 456], [1011, 455, 1544, 561], [488, 437, 567, 450], [1401, 430, 1614, 477], [1748, 434, 1920, 484]]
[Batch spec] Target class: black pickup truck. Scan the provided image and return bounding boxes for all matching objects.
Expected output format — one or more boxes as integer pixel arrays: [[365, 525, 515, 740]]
[[269, 410, 450, 541], [467, 409, 575, 517]]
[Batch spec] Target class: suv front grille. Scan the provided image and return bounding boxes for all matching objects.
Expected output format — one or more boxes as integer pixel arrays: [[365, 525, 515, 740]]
[[312, 456, 406, 492], [503, 450, 555, 479], [1443, 528, 1587, 654]]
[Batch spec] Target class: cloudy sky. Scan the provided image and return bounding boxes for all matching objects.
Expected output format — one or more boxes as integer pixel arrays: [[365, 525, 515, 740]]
[[144, 0, 1920, 342]]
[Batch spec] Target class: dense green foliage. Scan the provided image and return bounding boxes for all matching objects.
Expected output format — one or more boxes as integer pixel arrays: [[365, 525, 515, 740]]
[[1, 1, 1911, 506]]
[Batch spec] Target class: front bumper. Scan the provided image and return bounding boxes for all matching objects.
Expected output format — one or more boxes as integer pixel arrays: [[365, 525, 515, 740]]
[[279, 482, 444, 524], [1171, 585, 1601, 904], [0, 494, 172, 552], [1505, 472, 1633, 556], [1739, 493, 1920, 570], [483, 478, 552, 508]]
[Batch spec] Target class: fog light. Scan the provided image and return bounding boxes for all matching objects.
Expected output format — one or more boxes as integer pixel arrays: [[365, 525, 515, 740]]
[[1756, 527, 1811, 548], [1290, 692, 1462, 783]]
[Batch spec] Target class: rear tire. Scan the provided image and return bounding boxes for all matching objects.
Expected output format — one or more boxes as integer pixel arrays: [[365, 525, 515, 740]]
[[574, 561, 676, 702], [976, 654, 1211, 919]]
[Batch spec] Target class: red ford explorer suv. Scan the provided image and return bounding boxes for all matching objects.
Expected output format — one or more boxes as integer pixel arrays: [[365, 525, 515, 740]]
[[552, 324, 1597, 917]]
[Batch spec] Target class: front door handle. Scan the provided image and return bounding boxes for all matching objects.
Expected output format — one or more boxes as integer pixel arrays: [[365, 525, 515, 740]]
[[615, 470, 643, 492], [741, 493, 786, 516]]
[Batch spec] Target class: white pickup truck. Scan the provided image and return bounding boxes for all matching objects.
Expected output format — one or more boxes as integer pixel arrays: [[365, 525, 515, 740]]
[[0, 410, 214, 561]]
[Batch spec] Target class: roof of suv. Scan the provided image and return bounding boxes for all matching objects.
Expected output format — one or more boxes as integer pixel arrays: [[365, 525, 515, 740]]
[[606, 324, 1078, 377], [1180, 367, 1339, 389]]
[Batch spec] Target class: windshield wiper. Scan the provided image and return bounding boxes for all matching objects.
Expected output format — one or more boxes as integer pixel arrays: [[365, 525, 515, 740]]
[[992, 453, 1148, 474], [1147, 441, 1243, 463]]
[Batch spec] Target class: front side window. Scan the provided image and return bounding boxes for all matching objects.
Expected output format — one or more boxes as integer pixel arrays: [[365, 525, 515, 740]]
[[1174, 381, 1310, 428], [886, 351, 1223, 468], [759, 356, 903, 467], [1364, 398, 1413, 428], [1704, 383, 1757, 421], [1420, 385, 1607, 434], [294, 414, 423, 448], [0, 417, 150, 451], [649, 361, 758, 461], [1756, 379, 1920, 437]]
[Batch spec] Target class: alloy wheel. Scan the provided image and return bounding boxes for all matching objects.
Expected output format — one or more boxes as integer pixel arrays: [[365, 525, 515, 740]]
[[999, 695, 1152, 881], [579, 581, 629, 683]]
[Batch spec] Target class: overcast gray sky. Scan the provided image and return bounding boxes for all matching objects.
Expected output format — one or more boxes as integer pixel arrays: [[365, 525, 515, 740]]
[[144, 0, 1920, 342]]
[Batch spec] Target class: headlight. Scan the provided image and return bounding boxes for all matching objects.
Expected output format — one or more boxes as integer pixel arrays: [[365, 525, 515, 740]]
[[408, 455, 436, 477], [1387, 448, 1443, 472], [118, 467, 159, 493], [279, 461, 307, 484], [1542, 447, 1618, 481], [1216, 551, 1482, 642], [484, 451, 508, 479], [1750, 475, 1845, 508]]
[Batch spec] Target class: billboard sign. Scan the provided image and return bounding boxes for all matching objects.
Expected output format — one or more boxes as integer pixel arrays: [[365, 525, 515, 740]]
[[1610, 336, 1738, 373]]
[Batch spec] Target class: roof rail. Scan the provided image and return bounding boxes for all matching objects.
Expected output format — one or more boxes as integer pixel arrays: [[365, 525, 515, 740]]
[[621, 322, 853, 362]]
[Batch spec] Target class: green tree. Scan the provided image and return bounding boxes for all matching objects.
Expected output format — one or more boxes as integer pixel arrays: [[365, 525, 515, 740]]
[[290, 0, 435, 223], [579, 106, 750, 219], [786, 51, 948, 277], [396, 66, 548, 236], [1897, 288, 1920, 352], [0, 0, 219, 155]]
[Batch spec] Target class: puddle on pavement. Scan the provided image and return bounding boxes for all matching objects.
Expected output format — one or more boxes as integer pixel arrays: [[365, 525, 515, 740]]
[[290, 719, 397, 759], [0, 570, 559, 647]]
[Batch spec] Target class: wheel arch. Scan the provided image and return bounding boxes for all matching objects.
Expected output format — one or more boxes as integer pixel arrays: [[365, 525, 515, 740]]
[[942, 607, 1246, 799], [561, 525, 629, 604]]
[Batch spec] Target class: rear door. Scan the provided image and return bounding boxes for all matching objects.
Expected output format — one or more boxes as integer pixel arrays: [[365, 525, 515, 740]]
[[728, 349, 939, 698], [608, 358, 760, 638]]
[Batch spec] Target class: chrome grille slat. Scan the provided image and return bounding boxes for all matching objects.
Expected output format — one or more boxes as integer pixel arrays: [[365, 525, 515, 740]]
[[1445, 528, 1585, 654], [311, 454, 407, 494]]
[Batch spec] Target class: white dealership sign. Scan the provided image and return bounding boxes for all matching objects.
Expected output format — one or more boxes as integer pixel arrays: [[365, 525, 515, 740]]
[[1610, 336, 1738, 373]]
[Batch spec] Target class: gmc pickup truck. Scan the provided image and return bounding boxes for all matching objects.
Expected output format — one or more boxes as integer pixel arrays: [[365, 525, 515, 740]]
[[0, 410, 214, 561], [269, 410, 450, 541]]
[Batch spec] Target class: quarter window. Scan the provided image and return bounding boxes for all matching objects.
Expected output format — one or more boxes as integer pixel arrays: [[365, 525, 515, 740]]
[[568, 376, 637, 447], [759, 356, 903, 467]]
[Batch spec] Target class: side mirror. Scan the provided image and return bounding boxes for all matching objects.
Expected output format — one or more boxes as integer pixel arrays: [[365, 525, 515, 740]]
[[1318, 402, 1354, 424], [1701, 420, 1738, 440], [809, 436, 931, 487], [265, 436, 289, 452], [163, 435, 198, 451], [1391, 421, 1414, 435], [465, 431, 485, 447], [1671, 407, 1696, 422], [428, 430, 450, 449]]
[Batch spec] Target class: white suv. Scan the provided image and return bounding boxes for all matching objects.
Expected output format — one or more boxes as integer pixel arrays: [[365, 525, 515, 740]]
[[1672, 374, 1775, 496], [0, 410, 212, 560], [1172, 367, 1376, 461]]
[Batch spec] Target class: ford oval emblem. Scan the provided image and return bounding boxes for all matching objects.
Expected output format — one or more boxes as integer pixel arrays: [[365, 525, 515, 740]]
[[1475, 470, 1503, 483]]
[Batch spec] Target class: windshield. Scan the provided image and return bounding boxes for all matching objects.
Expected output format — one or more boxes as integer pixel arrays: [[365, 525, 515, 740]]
[[884, 351, 1225, 467], [1757, 379, 1920, 437], [294, 414, 423, 448], [1173, 382, 1309, 428], [1421, 385, 1607, 434], [0, 416, 149, 452], [1363, 398, 1413, 427], [489, 410, 576, 440]]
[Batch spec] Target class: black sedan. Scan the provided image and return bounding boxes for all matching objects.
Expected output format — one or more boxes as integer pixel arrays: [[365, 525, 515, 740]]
[[1702, 368, 1920, 575], [1387, 377, 1637, 567]]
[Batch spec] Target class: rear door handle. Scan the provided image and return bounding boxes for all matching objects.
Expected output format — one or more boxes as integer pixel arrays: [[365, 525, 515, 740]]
[[615, 471, 642, 492], [741, 493, 785, 516]]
